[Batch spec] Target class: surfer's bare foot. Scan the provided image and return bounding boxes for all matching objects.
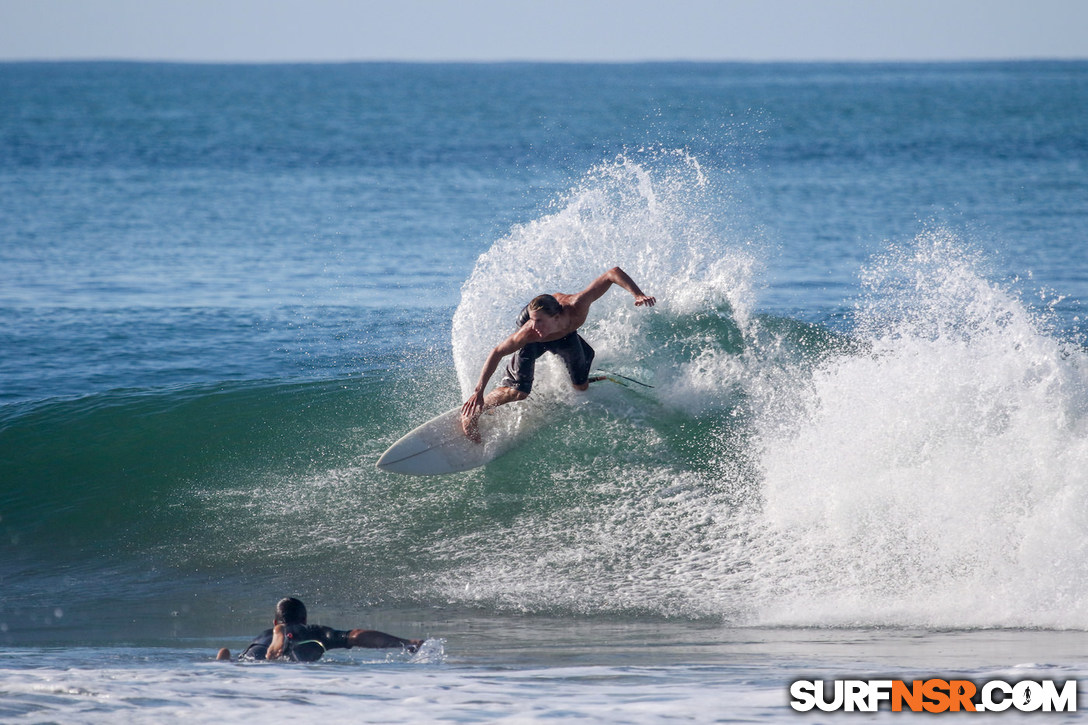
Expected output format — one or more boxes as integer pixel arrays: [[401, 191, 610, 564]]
[[461, 413, 482, 444], [265, 623, 286, 660]]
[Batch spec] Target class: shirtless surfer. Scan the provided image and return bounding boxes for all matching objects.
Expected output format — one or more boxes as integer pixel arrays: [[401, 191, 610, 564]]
[[460, 267, 656, 443]]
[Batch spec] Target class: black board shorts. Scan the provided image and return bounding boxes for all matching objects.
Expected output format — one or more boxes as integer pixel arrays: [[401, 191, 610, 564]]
[[499, 330, 595, 394]]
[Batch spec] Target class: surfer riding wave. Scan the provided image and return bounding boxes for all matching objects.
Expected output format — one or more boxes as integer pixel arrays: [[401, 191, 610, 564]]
[[460, 267, 656, 443]]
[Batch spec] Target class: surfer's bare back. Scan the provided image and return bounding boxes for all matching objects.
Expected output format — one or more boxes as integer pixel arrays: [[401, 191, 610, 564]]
[[460, 266, 656, 443]]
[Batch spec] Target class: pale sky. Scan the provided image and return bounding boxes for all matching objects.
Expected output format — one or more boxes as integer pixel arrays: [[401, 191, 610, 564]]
[[1, 0, 1086, 63]]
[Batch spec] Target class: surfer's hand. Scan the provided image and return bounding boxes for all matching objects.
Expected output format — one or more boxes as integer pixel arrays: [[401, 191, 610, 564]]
[[461, 392, 484, 419], [634, 294, 656, 307], [460, 393, 485, 443]]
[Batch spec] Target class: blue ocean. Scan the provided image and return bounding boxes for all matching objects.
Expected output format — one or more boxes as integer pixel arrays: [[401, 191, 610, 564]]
[[2, 61, 1088, 721]]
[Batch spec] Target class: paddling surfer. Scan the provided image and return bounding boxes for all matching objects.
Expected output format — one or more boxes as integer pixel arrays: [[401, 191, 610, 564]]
[[460, 266, 656, 443], [219, 597, 423, 662]]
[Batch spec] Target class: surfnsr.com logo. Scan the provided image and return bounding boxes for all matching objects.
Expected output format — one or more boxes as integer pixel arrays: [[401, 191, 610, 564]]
[[790, 679, 1077, 713]]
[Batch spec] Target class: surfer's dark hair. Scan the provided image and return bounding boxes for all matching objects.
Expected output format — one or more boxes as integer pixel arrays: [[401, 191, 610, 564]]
[[528, 294, 562, 317], [275, 597, 307, 625]]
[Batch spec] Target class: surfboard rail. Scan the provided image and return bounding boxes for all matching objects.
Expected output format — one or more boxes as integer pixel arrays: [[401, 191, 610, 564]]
[[376, 371, 651, 476]]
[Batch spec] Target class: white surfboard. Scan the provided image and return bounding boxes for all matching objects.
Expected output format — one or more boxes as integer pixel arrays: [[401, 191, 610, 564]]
[[375, 399, 551, 475], [375, 373, 651, 476]]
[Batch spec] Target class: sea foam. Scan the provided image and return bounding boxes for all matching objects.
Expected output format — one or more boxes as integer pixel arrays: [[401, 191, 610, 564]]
[[754, 231, 1088, 627]]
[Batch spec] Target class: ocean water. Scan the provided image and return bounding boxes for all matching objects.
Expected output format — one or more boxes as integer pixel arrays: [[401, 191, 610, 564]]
[[2, 61, 1088, 721]]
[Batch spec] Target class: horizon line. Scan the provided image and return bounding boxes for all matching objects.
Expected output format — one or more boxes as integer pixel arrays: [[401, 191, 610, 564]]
[[3, 55, 1086, 65]]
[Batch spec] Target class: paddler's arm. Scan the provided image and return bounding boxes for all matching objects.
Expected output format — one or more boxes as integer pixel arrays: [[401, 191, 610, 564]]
[[460, 331, 529, 418], [346, 628, 424, 652]]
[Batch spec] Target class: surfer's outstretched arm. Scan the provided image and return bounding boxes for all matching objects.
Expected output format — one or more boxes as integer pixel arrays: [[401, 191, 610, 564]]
[[347, 628, 424, 652], [570, 267, 656, 312]]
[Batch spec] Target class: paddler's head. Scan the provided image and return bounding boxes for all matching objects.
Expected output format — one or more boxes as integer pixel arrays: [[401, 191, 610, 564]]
[[274, 597, 307, 625]]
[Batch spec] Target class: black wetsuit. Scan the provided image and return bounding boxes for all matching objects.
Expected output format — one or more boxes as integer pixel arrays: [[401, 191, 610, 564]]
[[499, 305, 595, 393], [239, 624, 352, 662], [239, 624, 414, 662]]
